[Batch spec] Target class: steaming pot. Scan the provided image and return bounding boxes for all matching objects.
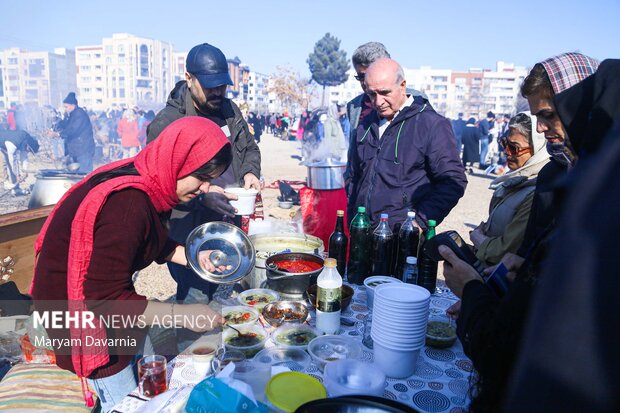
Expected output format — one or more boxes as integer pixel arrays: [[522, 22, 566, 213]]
[[28, 169, 86, 209], [306, 158, 346, 190]]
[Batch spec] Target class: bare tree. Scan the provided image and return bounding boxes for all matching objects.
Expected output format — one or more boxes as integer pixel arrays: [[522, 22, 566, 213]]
[[268, 66, 317, 112]]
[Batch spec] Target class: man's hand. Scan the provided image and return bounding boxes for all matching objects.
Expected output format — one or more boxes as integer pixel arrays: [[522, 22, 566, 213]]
[[483, 252, 524, 283], [200, 185, 237, 218], [446, 301, 461, 320], [440, 245, 483, 298], [243, 173, 260, 191]]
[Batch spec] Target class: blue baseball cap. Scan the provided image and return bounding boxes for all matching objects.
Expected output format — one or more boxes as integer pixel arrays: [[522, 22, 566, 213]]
[[186, 43, 233, 89]]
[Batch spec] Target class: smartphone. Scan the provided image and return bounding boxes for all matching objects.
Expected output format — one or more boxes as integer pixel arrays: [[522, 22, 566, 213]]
[[485, 263, 509, 298]]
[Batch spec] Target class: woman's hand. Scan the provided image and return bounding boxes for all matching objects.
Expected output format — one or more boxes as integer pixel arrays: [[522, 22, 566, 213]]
[[175, 303, 224, 333], [243, 173, 260, 191], [469, 222, 487, 249], [440, 245, 483, 298], [198, 250, 232, 273], [446, 300, 461, 320]]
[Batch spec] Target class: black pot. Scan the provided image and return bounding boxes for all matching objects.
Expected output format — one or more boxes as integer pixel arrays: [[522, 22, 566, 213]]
[[265, 252, 324, 295]]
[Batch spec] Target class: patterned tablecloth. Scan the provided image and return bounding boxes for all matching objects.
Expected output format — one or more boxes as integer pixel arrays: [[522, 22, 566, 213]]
[[112, 281, 472, 413]]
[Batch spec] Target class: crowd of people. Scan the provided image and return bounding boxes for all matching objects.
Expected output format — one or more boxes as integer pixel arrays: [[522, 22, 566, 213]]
[[4, 34, 618, 412]]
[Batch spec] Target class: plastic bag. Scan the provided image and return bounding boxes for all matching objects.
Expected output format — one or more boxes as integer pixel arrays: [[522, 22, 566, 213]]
[[185, 376, 268, 413]]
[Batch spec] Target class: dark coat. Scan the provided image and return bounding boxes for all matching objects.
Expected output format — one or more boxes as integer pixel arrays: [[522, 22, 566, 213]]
[[58, 106, 94, 157], [347, 95, 467, 230], [0, 130, 39, 152], [147, 81, 261, 184], [461, 125, 481, 164]]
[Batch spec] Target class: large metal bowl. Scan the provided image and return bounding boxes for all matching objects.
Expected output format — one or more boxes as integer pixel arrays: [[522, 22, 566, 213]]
[[262, 301, 309, 328], [185, 221, 255, 284]]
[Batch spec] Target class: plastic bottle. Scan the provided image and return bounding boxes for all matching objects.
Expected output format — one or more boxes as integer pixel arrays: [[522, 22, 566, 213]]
[[416, 219, 438, 294], [328, 210, 348, 276], [316, 258, 342, 335], [371, 213, 394, 276], [395, 211, 421, 280], [347, 206, 371, 284], [401, 256, 418, 284]]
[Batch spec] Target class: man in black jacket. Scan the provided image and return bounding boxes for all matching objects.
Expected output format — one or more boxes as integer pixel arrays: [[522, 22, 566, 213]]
[[147, 43, 261, 307], [56, 92, 95, 173]]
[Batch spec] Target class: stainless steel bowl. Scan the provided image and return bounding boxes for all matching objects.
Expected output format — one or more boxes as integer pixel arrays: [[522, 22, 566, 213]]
[[185, 221, 256, 284], [262, 301, 309, 327]]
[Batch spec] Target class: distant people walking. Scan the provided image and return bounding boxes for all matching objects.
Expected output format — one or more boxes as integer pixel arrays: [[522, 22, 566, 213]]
[[479, 111, 495, 168], [56, 92, 95, 173], [452, 112, 466, 153], [461, 117, 481, 173], [117, 109, 140, 158]]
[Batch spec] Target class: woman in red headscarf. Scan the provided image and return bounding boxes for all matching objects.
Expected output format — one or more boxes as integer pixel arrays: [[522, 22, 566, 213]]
[[30, 117, 232, 410]]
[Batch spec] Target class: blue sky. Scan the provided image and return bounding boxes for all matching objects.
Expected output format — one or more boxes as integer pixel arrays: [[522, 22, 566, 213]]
[[1, 0, 619, 76]]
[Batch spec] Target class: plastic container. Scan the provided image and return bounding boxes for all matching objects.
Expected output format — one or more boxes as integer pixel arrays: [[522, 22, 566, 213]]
[[222, 305, 259, 328], [426, 316, 457, 349], [253, 347, 311, 372], [363, 276, 403, 310], [223, 324, 269, 357], [323, 359, 386, 397], [272, 324, 318, 350], [266, 372, 327, 412], [307, 335, 362, 372], [237, 288, 279, 310], [225, 187, 259, 215]]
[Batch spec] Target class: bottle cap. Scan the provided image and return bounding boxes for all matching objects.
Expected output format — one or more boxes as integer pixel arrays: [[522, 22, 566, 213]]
[[428, 219, 437, 227], [380, 213, 388, 219], [406, 256, 417, 265], [357, 206, 366, 213], [336, 210, 344, 217], [407, 211, 416, 218], [324, 258, 337, 267]]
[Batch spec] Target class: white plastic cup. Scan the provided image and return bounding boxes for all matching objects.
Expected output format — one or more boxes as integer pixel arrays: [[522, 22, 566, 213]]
[[372, 341, 421, 378], [225, 187, 259, 215], [323, 360, 385, 397]]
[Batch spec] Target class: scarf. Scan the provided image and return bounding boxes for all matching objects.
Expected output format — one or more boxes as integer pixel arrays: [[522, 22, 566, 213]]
[[540, 52, 599, 166], [33, 117, 230, 379]]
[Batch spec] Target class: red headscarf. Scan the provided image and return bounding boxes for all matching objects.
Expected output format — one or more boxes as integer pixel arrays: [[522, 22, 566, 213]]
[[33, 117, 230, 378]]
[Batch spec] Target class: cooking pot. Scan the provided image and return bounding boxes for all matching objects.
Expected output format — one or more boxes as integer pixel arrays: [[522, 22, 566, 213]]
[[306, 158, 346, 190], [28, 169, 86, 209], [265, 252, 324, 295]]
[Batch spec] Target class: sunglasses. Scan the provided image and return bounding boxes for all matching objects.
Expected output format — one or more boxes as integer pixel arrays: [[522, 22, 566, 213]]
[[501, 137, 531, 157], [354, 73, 365, 81]]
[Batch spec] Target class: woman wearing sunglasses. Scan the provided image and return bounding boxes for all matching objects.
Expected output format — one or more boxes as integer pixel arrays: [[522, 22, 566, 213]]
[[469, 112, 549, 266]]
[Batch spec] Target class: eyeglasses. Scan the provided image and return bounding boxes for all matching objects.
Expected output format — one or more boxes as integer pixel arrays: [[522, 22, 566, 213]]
[[501, 137, 532, 157], [354, 73, 365, 81]]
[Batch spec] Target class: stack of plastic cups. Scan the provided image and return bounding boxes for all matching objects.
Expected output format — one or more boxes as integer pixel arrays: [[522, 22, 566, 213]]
[[371, 283, 430, 378]]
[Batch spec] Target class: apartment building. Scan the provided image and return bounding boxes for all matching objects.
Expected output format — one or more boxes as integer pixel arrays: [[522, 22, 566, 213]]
[[75, 33, 174, 111], [247, 71, 270, 113], [0, 47, 76, 110]]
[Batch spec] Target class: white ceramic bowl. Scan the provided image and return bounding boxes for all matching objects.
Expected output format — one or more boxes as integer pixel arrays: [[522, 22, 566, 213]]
[[225, 187, 259, 215], [372, 341, 421, 378], [363, 276, 403, 310], [323, 359, 386, 397]]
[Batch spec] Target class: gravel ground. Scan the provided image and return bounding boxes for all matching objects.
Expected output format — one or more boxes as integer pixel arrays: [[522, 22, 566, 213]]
[[3, 131, 493, 300], [135, 132, 494, 301]]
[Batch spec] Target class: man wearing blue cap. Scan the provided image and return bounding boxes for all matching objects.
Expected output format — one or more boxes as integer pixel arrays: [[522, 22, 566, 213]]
[[147, 43, 261, 308]]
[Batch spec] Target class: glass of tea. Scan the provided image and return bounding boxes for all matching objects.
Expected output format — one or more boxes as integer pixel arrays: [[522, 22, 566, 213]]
[[210, 347, 246, 373], [138, 355, 168, 398]]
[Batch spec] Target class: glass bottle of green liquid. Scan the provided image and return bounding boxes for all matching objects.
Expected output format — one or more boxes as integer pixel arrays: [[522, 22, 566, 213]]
[[416, 219, 438, 294], [347, 206, 371, 284]]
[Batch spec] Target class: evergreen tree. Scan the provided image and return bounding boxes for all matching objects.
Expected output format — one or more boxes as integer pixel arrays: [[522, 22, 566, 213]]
[[307, 33, 350, 106]]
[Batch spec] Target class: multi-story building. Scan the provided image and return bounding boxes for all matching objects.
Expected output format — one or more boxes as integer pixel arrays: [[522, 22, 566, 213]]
[[247, 71, 270, 113], [172, 52, 187, 85], [406, 67, 451, 115], [75, 33, 174, 111], [482, 61, 528, 116], [0, 47, 76, 111]]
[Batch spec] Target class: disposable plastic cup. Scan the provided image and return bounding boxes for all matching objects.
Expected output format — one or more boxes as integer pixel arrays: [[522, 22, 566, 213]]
[[375, 283, 431, 304], [373, 333, 426, 350], [371, 323, 427, 336], [373, 341, 421, 378], [371, 330, 426, 347], [225, 187, 259, 215], [323, 360, 386, 397]]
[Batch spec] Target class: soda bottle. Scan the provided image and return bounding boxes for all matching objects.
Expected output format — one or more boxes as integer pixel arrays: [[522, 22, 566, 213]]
[[390, 222, 401, 276], [401, 256, 418, 284], [416, 219, 438, 294], [328, 210, 348, 276], [347, 206, 371, 284], [395, 211, 421, 280], [371, 213, 394, 276], [316, 258, 342, 335]]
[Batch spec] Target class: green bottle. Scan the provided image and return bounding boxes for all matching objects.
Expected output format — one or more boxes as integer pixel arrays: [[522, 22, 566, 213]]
[[416, 219, 438, 294], [347, 206, 371, 284]]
